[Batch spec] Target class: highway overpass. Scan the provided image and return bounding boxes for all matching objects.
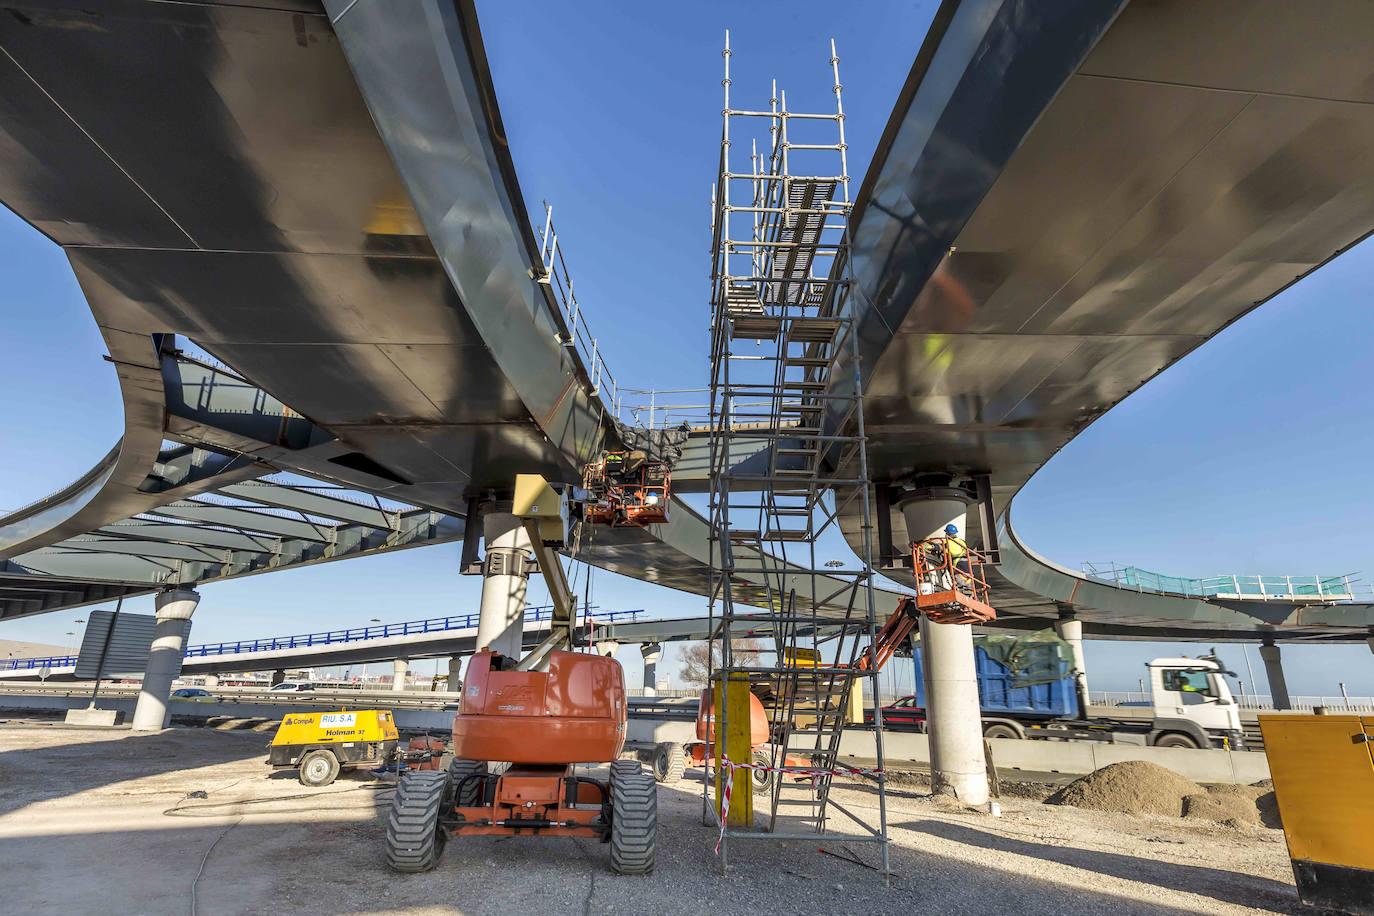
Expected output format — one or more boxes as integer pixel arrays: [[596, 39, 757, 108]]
[[0, 0, 1371, 655]]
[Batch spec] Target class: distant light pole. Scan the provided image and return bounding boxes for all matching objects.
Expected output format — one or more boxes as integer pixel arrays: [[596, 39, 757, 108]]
[[1339, 682, 1351, 709]]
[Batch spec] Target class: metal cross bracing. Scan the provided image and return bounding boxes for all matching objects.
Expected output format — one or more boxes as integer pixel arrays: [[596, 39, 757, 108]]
[[703, 33, 889, 873]]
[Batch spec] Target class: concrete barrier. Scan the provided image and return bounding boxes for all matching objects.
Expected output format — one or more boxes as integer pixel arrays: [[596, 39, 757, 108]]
[[837, 728, 1268, 784], [0, 690, 1268, 784]]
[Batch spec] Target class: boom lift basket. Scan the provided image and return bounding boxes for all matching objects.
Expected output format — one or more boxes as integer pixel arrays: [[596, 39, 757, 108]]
[[913, 536, 997, 624], [581, 450, 670, 527]]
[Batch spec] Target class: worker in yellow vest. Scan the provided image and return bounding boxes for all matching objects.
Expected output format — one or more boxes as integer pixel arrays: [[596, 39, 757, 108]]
[[944, 523, 971, 590]]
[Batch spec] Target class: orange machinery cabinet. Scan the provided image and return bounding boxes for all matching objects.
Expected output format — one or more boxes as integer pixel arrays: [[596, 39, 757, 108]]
[[452, 649, 626, 765], [1258, 713, 1374, 915]]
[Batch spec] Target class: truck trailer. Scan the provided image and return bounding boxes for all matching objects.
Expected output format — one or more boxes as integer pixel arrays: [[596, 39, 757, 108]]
[[870, 638, 1247, 750]]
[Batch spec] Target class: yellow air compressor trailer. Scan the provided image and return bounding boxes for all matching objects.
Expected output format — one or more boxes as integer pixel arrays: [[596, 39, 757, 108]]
[[1258, 713, 1374, 915], [268, 709, 399, 786]]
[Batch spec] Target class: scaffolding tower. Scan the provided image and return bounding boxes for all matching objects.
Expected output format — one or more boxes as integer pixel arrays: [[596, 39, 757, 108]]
[[704, 33, 889, 873]]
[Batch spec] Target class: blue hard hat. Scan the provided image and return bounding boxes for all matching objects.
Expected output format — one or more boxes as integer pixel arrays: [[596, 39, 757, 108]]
[[945, 523, 959, 535]]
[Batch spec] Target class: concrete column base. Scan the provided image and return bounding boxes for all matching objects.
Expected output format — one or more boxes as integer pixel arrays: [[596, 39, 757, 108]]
[[131, 589, 200, 732], [640, 642, 662, 696], [477, 513, 532, 659], [447, 656, 463, 692], [901, 497, 989, 807], [1053, 614, 1090, 701]]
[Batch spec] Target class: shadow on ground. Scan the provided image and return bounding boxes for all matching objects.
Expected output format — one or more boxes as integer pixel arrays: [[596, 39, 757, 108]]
[[0, 725, 269, 816], [897, 817, 1300, 913]]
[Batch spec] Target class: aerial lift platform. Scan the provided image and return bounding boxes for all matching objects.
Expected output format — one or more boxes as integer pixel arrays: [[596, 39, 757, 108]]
[[383, 475, 658, 875]]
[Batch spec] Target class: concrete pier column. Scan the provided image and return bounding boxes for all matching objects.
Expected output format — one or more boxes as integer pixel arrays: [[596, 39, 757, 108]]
[[447, 656, 463, 692], [131, 589, 200, 731], [899, 492, 987, 806], [476, 513, 533, 659], [203, 675, 219, 688], [271, 668, 286, 687], [640, 643, 663, 696], [1053, 611, 1090, 704], [596, 640, 620, 658], [1259, 639, 1291, 710], [392, 658, 409, 692]]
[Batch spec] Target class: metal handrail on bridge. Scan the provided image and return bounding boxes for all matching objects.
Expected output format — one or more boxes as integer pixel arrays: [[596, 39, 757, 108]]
[[1081, 562, 1361, 602], [0, 606, 646, 670], [535, 201, 620, 413]]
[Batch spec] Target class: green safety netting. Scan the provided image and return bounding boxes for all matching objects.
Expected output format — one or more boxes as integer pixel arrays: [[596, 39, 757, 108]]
[[974, 630, 1071, 689]]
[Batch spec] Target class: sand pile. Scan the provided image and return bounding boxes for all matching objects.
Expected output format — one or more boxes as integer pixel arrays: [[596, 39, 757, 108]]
[[1046, 762, 1281, 827], [1046, 761, 1201, 816], [1183, 791, 1260, 827], [1185, 782, 1282, 827]]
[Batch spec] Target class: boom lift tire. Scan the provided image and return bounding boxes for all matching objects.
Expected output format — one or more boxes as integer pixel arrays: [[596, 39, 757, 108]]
[[652, 743, 685, 785], [386, 770, 449, 873], [447, 758, 487, 807], [609, 769, 657, 875], [297, 749, 340, 787], [610, 759, 644, 786]]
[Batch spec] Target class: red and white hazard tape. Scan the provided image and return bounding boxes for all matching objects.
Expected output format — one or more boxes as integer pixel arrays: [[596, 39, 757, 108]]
[[712, 757, 884, 853]]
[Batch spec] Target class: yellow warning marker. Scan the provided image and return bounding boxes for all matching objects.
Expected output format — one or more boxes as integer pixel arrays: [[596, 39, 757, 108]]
[[714, 672, 755, 827]]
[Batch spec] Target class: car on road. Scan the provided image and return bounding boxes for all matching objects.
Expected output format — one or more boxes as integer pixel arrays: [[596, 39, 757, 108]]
[[269, 681, 315, 692], [863, 695, 925, 730], [170, 687, 218, 703]]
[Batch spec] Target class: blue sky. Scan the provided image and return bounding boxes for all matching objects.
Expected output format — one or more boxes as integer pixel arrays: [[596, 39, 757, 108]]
[[1, 1, 1372, 698]]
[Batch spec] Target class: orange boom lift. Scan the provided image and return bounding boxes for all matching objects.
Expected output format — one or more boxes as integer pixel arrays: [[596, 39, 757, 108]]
[[383, 476, 657, 875]]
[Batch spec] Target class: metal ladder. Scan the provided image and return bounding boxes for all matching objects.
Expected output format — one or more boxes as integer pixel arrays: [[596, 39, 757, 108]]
[[704, 32, 889, 872]]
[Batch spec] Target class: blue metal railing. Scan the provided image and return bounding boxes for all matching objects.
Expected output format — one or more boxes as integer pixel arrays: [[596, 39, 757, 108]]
[[1, 654, 79, 671], [0, 606, 645, 670]]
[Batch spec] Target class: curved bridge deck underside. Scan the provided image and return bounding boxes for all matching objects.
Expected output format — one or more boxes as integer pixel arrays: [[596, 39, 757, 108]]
[[0, 1, 1371, 644]]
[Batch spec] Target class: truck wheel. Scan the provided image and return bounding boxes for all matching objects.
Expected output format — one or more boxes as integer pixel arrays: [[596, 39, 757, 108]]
[[983, 723, 1022, 740], [298, 749, 340, 787], [750, 749, 774, 796], [610, 769, 657, 875], [652, 743, 685, 784], [386, 771, 448, 873], [1154, 733, 1199, 749], [447, 758, 487, 807]]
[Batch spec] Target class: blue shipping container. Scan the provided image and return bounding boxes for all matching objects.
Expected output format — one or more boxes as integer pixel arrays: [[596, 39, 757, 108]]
[[912, 644, 1078, 719]]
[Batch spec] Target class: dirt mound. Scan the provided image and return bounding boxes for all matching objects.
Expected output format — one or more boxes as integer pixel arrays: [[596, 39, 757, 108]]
[[1204, 783, 1268, 802], [1183, 791, 1261, 827], [1045, 761, 1201, 817]]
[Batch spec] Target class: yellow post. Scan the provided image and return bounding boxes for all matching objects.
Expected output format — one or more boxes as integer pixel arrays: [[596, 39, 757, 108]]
[[713, 673, 754, 827], [848, 679, 866, 724]]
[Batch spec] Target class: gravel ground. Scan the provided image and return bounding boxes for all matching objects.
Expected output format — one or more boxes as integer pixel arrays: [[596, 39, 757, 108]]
[[0, 724, 1301, 915]]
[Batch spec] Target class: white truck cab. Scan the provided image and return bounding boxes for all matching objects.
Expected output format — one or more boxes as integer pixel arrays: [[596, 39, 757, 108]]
[[1146, 654, 1246, 749]]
